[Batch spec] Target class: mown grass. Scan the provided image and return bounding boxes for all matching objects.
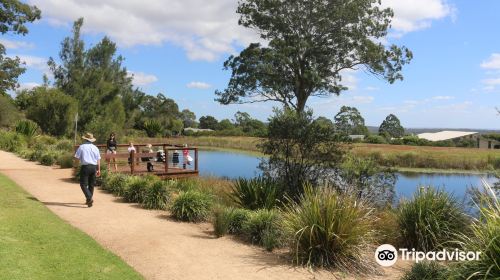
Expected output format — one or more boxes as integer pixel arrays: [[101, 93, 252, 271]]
[[134, 136, 500, 171], [0, 174, 143, 280]]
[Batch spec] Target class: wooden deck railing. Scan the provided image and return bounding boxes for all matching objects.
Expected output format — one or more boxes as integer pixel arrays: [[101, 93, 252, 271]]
[[73, 143, 199, 177]]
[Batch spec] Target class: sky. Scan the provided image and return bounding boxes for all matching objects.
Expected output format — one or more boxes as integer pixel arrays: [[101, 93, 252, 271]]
[[2, 0, 500, 130]]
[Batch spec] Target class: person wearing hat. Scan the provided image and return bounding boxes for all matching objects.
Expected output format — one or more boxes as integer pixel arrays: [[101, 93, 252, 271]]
[[74, 132, 101, 207]]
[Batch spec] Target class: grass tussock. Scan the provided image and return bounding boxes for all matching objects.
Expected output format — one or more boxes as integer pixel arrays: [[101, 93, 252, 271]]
[[282, 184, 377, 273], [142, 180, 171, 210], [170, 190, 213, 222], [230, 177, 283, 210], [448, 180, 500, 280], [401, 261, 448, 280], [397, 186, 469, 252], [241, 208, 282, 251]]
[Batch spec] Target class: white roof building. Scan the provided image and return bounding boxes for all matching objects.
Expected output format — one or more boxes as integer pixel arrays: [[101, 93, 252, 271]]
[[417, 131, 478, 142]]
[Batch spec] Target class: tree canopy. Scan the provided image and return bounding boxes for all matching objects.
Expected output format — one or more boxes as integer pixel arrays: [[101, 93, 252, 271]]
[[216, 0, 412, 112], [334, 106, 368, 136], [48, 18, 132, 132], [0, 0, 41, 94], [379, 114, 404, 138]]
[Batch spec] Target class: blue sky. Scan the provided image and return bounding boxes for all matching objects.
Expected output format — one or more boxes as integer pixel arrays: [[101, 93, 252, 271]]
[[2, 0, 500, 129]]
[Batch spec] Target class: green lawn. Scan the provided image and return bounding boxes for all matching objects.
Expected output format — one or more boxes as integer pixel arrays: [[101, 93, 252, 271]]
[[0, 174, 143, 280]]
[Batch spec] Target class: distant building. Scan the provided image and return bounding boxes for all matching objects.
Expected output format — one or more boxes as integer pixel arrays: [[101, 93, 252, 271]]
[[349, 135, 365, 141], [417, 131, 479, 142], [479, 136, 500, 150], [183, 127, 214, 133]]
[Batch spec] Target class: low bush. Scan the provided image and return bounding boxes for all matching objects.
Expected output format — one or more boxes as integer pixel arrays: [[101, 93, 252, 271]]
[[242, 209, 282, 251], [448, 181, 500, 280], [282, 185, 376, 272], [124, 176, 154, 203], [364, 135, 387, 144], [142, 180, 171, 210], [230, 177, 283, 210], [397, 187, 469, 252], [102, 173, 130, 195], [55, 139, 74, 152], [57, 152, 75, 168], [170, 190, 212, 222], [401, 261, 448, 280], [212, 207, 251, 237], [40, 152, 57, 166], [0, 130, 27, 152], [213, 207, 233, 237], [15, 120, 39, 139], [373, 208, 400, 246]]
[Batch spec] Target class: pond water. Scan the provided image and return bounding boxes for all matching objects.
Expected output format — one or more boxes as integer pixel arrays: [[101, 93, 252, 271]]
[[198, 150, 498, 200]]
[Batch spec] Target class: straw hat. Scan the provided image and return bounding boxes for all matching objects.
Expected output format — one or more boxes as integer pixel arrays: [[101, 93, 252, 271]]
[[82, 132, 96, 142]]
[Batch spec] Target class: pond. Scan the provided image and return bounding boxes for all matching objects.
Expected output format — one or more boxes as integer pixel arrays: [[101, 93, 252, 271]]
[[198, 149, 498, 200]]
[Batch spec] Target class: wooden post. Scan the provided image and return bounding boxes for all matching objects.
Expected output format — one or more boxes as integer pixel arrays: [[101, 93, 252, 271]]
[[164, 145, 169, 173], [194, 148, 198, 171], [130, 150, 135, 174]]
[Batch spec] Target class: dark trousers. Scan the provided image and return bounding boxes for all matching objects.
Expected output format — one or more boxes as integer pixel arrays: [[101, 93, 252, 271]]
[[80, 165, 96, 201]]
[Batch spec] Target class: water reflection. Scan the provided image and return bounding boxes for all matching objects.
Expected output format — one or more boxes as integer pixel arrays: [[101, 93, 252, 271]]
[[198, 150, 498, 200]]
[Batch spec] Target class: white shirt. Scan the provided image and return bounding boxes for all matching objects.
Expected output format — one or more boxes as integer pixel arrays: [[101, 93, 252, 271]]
[[128, 146, 136, 153], [74, 142, 101, 165]]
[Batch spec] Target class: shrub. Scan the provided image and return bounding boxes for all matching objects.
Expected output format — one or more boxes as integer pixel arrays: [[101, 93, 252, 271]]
[[373, 208, 400, 246], [448, 180, 500, 280], [230, 177, 283, 210], [29, 149, 44, 162], [397, 187, 469, 252], [55, 139, 74, 152], [40, 152, 57, 166], [401, 261, 448, 280], [124, 176, 154, 203], [102, 173, 130, 195], [0, 131, 27, 152], [57, 152, 74, 168], [227, 208, 251, 234], [212, 207, 251, 237], [15, 120, 39, 138], [143, 119, 164, 137], [170, 190, 212, 222], [242, 209, 282, 251], [213, 207, 233, 237], [32, 135, 57, 146], [142, 180, 171, 210], [282, 185, 376, 272], [364, 135, 387, 144]]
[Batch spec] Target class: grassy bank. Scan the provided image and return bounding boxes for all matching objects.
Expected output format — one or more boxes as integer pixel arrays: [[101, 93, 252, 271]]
[[0, 174, 143, 280], [135, 136, 500, 171]]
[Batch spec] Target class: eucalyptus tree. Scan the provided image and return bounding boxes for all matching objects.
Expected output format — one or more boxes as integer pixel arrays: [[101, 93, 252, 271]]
[[0, 0, 41, 94], [216, 0, 412, 112]]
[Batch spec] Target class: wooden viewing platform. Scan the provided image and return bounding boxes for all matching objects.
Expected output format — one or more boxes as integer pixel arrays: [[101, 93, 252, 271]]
[[74, 143, 199, 179]]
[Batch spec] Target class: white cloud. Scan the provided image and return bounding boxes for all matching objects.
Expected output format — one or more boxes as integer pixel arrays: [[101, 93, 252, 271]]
[[10, 55, 51, 76], [381, 0, 455, 36], [18, 82, 41, 91], [432, 95, 455, 100], [187, 81, 212, 89], [28, 0, 259, 61], [479, 54, 500, 92], [0, 39, 35, 49], [481, 53, 500, 69], [127, 71, 158, 86], [435, 101, 472, 111]]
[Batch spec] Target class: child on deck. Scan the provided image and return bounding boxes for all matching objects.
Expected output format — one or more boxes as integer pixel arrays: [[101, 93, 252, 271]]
[[127, 142, 136, 165]]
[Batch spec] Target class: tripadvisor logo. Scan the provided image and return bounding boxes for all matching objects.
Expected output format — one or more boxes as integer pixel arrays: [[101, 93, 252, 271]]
[[375, 244, 481, 267]]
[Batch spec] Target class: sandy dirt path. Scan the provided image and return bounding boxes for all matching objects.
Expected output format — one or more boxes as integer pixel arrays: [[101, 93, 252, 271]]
[[0, 151, 408, 280]]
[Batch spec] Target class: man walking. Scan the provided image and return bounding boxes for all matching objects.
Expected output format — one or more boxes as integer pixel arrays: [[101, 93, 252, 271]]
[[74, 132, 101, 207]]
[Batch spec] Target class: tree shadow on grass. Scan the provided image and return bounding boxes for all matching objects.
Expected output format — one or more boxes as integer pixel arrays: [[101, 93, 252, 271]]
[[42, 201, 88, 208]]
